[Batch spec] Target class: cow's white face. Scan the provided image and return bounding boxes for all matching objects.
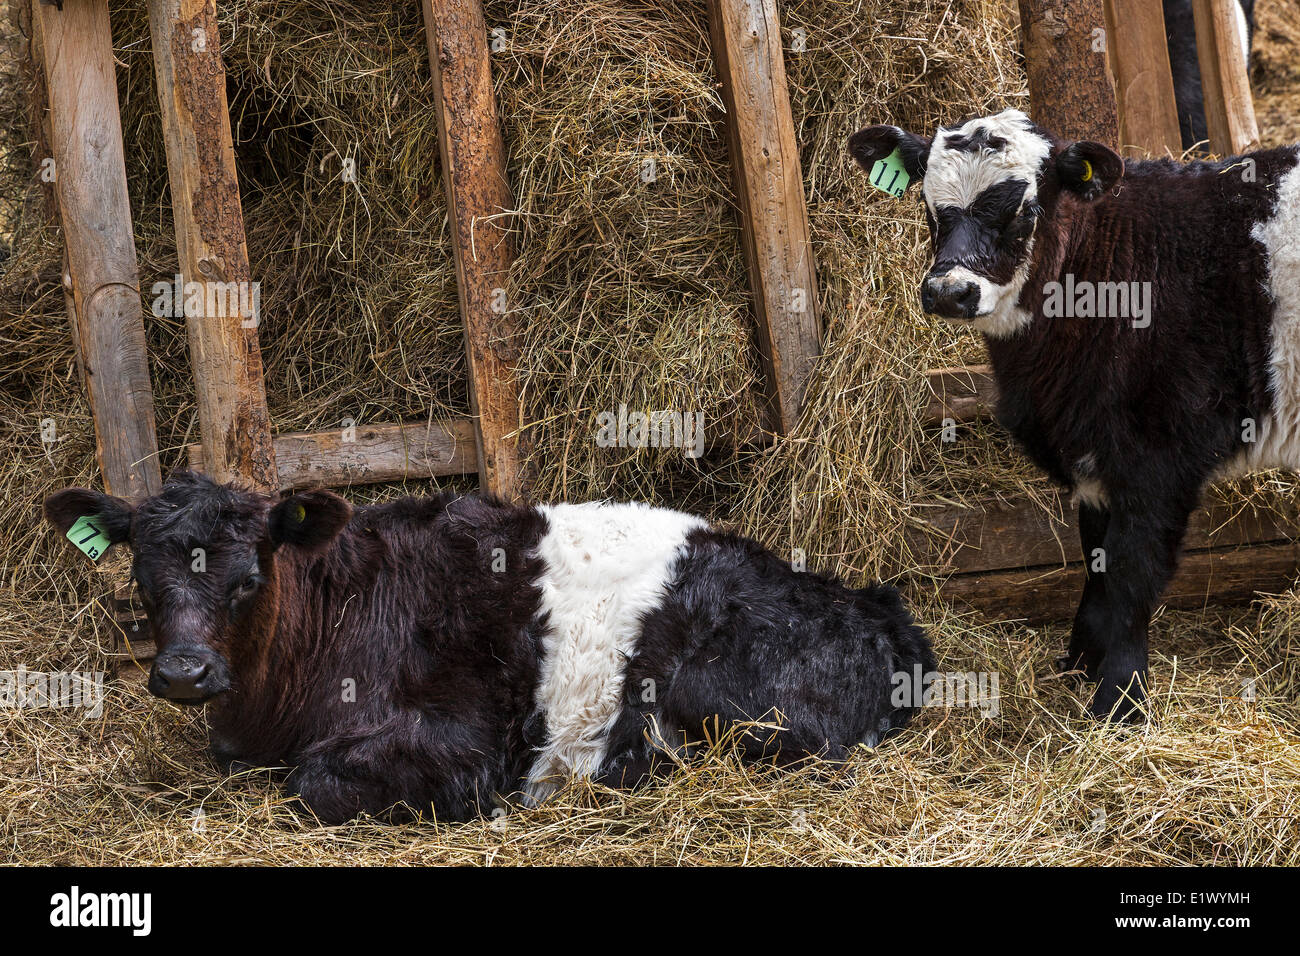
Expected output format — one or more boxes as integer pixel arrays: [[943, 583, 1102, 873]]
[[918, 110, 1051, 334], [849, 108, 1125, 338]]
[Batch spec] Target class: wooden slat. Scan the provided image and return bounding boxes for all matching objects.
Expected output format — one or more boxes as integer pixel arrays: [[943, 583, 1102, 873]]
[[1017, 0, 1121, 144], [1104, 0, 1183, 157], [1191, 0, 1261, 154], [107, 582, 151, 682], [923, 364, 997, 425], [707, 0, 822, 435], [186, 419, 479, 490], [34, 0, 162, 499], [421, 0, 526, 500], [146, 0, 277, 492], [909, 489, 1298, 575], [934, 542, 1300, 623]]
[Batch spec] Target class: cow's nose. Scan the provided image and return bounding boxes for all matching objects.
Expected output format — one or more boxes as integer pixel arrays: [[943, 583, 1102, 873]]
[[921, 275, 982, 319], [151, 654, 213, 701]]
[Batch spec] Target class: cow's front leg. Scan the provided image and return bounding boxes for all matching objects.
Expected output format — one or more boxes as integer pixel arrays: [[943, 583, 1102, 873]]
[[286, 755, 407, 825], [1089, 496, 1193, 722], [1063, 501, 1110, 683]]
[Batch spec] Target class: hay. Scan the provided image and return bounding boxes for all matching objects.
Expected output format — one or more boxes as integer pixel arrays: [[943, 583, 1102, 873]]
[[2, 0, 1299, 865]]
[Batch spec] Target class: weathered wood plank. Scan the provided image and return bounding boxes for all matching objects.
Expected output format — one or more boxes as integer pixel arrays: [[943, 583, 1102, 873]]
[[34, 0, 162, 499], [908, 489, 1298, 575], [934, 541, 1300, 623], [108, 582, 152, 681], [1105, 0, 1183, 157], [1191, 0, 1261, 154], [421, 0, 526, 500], [707, 0, 822, 435], [186, 419, 479, 490], [1018, 0, 1122, 144], [146, 0, 276, 491], [923, 364, 998, 425]]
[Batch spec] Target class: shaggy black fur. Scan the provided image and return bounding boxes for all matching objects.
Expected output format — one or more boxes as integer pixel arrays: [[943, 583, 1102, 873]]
[[596, 528, 935, 787], [984, 144, 1297, 719]]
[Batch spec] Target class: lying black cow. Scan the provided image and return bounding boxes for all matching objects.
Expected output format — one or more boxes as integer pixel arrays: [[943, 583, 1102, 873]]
[[45, 473, 933, 823], [850, 108, 1299, 720]]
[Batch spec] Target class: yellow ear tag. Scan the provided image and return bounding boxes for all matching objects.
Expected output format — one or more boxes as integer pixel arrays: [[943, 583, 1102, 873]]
[[292, 503, 306, 524], [1080, 159, 1094, 182]]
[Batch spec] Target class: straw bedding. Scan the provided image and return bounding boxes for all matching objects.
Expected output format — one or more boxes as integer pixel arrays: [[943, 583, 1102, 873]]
[[1, 0, 1298, 864]]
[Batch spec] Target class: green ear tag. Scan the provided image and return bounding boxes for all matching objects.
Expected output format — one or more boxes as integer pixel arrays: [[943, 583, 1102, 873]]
[[66, 515, 112, 562], [868, 148, 911, 198], [292, 503, 307, 524]]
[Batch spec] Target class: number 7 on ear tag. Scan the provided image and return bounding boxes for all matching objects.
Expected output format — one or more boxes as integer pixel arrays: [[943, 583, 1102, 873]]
[[868, 148, 910, 197], [67, 515, 111, 562]]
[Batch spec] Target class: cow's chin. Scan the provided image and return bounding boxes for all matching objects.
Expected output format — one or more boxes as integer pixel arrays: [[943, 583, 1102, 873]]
[[149, 687, 225, 707], [169, 698, 208, 708]]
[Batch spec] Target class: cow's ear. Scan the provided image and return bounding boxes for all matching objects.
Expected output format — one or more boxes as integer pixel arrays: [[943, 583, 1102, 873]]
[[269, 489, 352, 552], [1056, 141, 1123, 200], [44, 487, 133, 551], [848, 125, 931, 184]]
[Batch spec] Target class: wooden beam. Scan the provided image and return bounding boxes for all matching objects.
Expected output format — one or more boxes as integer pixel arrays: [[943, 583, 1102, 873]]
[[933, 542, 1300, 623], [186, 418, 480, 490], [1017, 0, 1121, 144], [183, 414, 772, 491], [909, 489, 1297, 575], [34, 0, 162, 499], [923, 364, 998, 425], [1191, 0, 1260, 154], [1104, 0, 1183, 157], [421, 0, 526, 501], [146, 0, 276, 492], [707, 0, 822, 435]]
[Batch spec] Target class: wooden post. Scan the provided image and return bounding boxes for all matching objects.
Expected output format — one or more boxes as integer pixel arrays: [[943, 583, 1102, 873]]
[[707, 0, 821, 436], [34, 0, 162, 499], [421, 0, 526, 500], [1017, 0, 1120, 144], [1104, 0, 1183, 157], [146, 0, 277, 492], [1191, 0, 1260, 155]]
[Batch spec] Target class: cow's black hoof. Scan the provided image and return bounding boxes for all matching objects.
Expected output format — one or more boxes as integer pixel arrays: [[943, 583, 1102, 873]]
[[1088, 681, 1148, 723]]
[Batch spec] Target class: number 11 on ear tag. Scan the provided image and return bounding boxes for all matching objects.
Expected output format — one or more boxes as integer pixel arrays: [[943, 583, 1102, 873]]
[[868, 148, 910, 197], [66, 515, 111, 562]]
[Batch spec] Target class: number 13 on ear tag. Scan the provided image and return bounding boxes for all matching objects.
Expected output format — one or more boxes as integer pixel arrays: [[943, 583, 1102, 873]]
[[868, 149, 910, 197], [67, 515, 111, 562]]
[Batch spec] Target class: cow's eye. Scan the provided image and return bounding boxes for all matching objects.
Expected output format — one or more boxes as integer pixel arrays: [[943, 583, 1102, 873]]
[[232, 572, 262, 598]]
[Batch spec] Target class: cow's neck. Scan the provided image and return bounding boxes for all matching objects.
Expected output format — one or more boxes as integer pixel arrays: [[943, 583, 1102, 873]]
[[206, 535, 369, 765], [982, 189, 1124, 377]]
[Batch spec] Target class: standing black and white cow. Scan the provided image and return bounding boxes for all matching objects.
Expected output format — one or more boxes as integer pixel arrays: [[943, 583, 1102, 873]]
[[1165, 0, 1256, 150], [45, 473, 933, 823], [849, 108, 1299, 720]]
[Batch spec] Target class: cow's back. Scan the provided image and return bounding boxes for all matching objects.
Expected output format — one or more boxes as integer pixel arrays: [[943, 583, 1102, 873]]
[[989, 146, 1300, 493]]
